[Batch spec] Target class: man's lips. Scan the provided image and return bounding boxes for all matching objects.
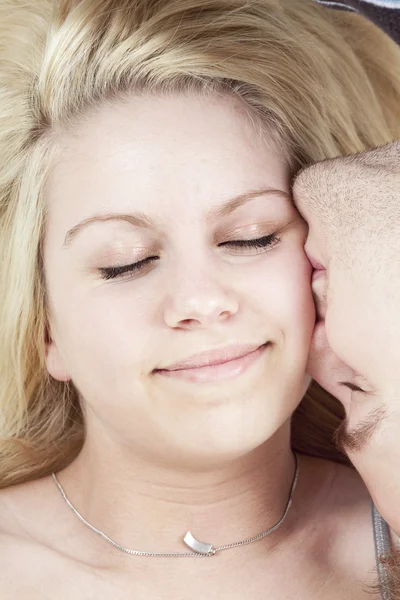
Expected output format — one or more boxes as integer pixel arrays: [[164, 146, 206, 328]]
[[306, 252, 325, 271], [310, 259, 327, 320]]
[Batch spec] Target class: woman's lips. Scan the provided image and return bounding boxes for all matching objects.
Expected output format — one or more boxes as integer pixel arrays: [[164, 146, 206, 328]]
[[154, 343, 269, 383]]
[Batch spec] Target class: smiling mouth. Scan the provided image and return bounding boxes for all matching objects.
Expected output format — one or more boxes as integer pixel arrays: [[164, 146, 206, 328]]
[[153, 342, 270, 384]]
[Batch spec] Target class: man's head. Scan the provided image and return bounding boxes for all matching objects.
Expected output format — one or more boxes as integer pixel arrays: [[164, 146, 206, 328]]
[[292, 140, 400, 454]]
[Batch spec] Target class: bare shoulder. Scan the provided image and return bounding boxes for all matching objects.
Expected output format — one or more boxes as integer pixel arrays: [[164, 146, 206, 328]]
[[0, 477, 85, 598], [0, 476, 62, 564], [0, 478, 52, 595], [0, 476, 52, 538], [0, 473, 93, 557], [0, 459, 381, 599]]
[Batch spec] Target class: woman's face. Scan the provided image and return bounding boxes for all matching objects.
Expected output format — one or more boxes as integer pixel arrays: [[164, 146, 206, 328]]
[[43, 93, 315, 465]]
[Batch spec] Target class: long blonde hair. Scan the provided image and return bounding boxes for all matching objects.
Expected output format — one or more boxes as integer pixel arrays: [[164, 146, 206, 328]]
[[1, 0, 400, 489]]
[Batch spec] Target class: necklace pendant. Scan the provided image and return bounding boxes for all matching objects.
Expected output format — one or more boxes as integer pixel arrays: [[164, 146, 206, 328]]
[[183, 531, 215, 555]]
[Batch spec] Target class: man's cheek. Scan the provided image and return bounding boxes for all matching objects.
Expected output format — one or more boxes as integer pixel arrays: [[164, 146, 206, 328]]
[[323, 276, 362, 372], [324, 281, 381, 395], [306, 319, 354, 410]]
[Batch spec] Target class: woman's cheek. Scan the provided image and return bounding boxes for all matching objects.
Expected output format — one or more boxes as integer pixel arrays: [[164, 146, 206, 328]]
[[278, 248, 316, 342]]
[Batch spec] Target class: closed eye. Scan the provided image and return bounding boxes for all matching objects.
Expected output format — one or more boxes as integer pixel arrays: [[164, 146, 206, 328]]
[[99, 256, 159, 281], [98, 233, 281, 281], [220, 233, 280, 252]]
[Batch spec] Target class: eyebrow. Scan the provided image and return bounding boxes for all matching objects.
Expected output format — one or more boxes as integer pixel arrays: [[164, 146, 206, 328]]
[[62, 187, 292, 248]]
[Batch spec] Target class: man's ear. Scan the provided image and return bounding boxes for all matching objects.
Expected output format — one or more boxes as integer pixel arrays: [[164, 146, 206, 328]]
[[45, 328, 71, 382]]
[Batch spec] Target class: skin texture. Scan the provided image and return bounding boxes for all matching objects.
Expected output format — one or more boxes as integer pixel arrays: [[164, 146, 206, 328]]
[[42, 91, 315, 555], [293, 140, 400, 538], [0, 93, 382, 598]]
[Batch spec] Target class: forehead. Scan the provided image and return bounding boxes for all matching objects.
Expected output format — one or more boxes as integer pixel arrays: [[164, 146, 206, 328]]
[[44, 93, 290, 233]]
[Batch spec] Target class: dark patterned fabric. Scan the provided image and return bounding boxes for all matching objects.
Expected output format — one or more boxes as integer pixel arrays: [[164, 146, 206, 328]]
[[313, 0, 400, 44]]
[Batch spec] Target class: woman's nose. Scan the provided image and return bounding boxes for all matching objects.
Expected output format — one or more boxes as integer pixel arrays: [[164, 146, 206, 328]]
[[162, 264, 239, 330]]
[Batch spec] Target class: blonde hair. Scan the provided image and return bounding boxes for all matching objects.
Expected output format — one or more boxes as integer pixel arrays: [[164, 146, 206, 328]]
[[1, 0, 400, 488]]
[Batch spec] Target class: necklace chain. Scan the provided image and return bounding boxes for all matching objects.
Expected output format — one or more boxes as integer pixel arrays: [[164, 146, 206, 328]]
[[52, 452, 299, 558]]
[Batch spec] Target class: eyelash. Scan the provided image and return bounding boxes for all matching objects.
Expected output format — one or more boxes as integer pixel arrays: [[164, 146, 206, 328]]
[[98, 233, 281, 281]]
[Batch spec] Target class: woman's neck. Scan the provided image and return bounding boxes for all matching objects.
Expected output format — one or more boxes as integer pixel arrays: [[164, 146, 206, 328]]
[[55, 420, 298, 558]]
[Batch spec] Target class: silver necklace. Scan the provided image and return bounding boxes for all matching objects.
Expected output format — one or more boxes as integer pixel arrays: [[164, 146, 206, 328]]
[[52, 452, 299, 558]]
